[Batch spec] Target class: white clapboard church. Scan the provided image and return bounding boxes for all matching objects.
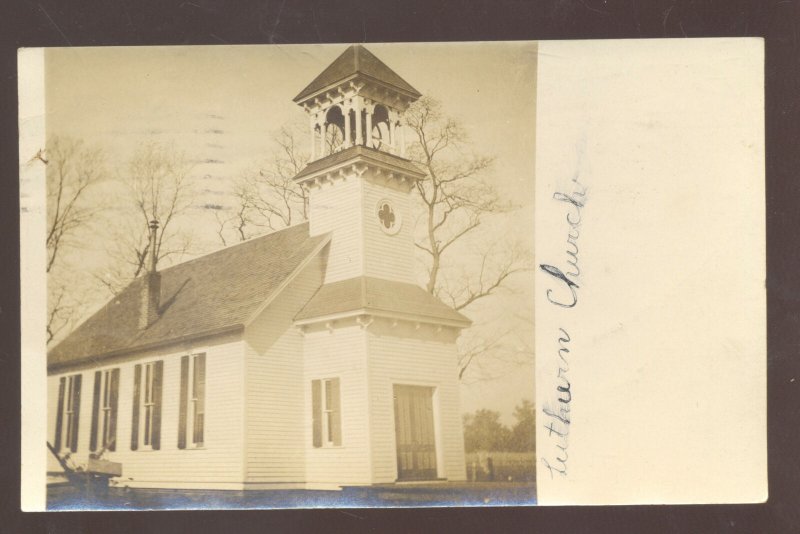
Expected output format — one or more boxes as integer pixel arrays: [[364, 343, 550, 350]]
[[47, 45, 471, 490]]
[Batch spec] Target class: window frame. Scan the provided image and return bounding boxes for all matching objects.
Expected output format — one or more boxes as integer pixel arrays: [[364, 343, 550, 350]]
[[179, 353, 206, 449], [312, 377, 342, 448], [133, 360, 162, 451], [90, 368, 120, 453]]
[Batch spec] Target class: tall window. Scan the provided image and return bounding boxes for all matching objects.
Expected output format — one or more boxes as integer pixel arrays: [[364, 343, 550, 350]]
[[54, 374, 82, 453], [312, 377, 341, 448], [131, 361, 163, 451], [90, 368, 120, 453], [178, 353, 206, 448]]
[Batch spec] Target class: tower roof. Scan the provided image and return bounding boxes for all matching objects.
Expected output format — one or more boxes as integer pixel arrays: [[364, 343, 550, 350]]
[[294, 44, 421, 103]]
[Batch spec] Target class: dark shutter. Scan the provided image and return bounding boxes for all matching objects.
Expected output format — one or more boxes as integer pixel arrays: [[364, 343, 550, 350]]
[[330, 378, 342, 446], [151, 360, 164, 450], [69, 374, 82, 452], [131, 364, 141, 450], [108, 368, 120, 451], [89, 371, 101, 452], [194, 354, 205, 445], [54, 377, 65, 452], [178, 356, 189, 449], [312, 379, 322, 448]]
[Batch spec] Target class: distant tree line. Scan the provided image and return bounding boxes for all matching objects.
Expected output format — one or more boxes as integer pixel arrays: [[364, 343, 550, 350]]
[[462, 399, 535, 453]]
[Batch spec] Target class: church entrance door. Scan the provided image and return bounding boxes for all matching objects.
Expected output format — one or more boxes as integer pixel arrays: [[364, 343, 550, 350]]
[[393, 384, 438, 481]]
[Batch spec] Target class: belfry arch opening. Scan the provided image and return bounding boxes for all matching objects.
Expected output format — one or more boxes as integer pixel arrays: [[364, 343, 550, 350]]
[[370, 104, 391, 151], [324, 106, 345, 154]]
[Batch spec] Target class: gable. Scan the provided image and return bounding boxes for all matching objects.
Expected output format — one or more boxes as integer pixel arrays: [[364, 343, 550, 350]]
[[49, 223, 330, 369]]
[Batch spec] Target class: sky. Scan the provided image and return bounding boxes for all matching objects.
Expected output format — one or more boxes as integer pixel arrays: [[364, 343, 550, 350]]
[[44, 42, 537, 423]]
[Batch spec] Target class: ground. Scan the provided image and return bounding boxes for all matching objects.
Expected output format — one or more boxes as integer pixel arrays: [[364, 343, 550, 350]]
[[47, 481, 537, 510]]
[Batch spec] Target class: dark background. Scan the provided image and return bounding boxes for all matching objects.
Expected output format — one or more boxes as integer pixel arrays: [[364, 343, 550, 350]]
[[2, 1, 798, 532]]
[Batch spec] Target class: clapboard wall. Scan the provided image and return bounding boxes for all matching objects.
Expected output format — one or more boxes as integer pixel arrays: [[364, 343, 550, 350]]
[[367, 320, 467, 483], [47, 332, 246, 489], [242, 250, 327, 488]]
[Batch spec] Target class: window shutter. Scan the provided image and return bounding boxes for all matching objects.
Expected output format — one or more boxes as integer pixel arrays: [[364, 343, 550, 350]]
[[151, 360, 164, 450], [131, 364, 141, 450], [330, 378, 342, 446], [70, 374, 82, 452], [54, 377, 65, 452], [178, 356, 189, 449], [108, 368, 120, 452], [89, 371, 101, 452], [194, 354, 206, 445], [312, 379, 322, 448]]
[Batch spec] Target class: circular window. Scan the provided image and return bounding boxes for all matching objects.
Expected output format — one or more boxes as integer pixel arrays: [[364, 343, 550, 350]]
[[376, 199, 402, 235]]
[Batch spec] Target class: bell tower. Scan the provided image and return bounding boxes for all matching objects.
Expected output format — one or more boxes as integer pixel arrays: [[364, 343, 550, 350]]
[[292, 46, 469, 486], [292, 45, 426, 284]]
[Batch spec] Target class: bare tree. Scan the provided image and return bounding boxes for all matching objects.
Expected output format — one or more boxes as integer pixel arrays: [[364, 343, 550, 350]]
[[227, 99, 532, 379], [405, 97, 533, 377], [46, 136, 105, 273], [96, 141, 196, 294], [217, 126, 309, 244], [44, 136, 105, 343]]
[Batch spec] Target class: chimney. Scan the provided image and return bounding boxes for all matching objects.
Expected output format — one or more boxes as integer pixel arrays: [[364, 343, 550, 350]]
[[139, 220, 161, 329]]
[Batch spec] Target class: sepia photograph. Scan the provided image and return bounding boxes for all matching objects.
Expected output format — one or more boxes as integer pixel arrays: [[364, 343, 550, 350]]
[[27, 42, 537, 510]]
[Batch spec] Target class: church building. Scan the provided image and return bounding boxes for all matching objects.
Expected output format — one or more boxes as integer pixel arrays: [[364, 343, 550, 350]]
[[47, 45, 471, 490]]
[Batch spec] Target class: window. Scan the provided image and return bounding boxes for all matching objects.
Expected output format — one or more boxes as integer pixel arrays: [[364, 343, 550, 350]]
[[90, 368, 120, 453], [54, 374, 82, 453], [376, 199, 402, 235], [178, 353, 206, 449], [312, 378, 341, 447], [131, 361, 163, 451]]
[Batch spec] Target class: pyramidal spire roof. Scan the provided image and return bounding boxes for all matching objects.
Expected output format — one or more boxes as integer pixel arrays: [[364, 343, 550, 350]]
[[294, 44, 421, 103]]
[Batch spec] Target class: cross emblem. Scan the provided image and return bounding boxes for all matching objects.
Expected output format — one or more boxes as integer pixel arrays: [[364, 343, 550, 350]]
[[378, 203, 395, 229]]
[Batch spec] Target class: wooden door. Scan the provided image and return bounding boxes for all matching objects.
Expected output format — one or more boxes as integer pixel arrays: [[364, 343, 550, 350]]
[[393, 385, 438, 481]]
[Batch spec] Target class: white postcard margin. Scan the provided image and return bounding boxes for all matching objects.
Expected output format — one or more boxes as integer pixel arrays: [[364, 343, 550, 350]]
[[535, 38, 767, 505], [19, 47, 47, 511]]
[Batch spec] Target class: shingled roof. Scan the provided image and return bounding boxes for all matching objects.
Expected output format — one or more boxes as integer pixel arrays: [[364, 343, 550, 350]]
[[294, 44, 421, 103], [295, 276, 471, 327], [48, 223, 329, 369]]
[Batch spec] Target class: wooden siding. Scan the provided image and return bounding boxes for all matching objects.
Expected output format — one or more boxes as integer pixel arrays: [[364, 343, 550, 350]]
[[367, 320, 467, 483], [46, 334, 246, 488], [307, 171, 415, 285], [243, 252, 326, 484], [362, 175, 415, 284], [308, 175, 364, 284], [303, 322, 372, 485]]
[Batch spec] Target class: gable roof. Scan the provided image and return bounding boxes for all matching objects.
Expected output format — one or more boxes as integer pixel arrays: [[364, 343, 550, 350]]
[[295, 276, 471, 327], [294, 44, 421, 103], [49, 223, 329, 369]]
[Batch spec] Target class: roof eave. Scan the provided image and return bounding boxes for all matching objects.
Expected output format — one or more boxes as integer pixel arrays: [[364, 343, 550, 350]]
[[47, 324, 245, 373], [293, 72, 421, 105], [294, 308, 471, 329], [292, 149, 426, 185]]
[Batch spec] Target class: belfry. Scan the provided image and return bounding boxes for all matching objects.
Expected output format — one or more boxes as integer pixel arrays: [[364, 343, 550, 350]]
[[291, 45, 471, 484]]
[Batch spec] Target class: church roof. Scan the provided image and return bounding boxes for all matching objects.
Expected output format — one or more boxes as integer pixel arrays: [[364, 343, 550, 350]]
[[293, 144, 426, 183], [294, 44, 421, 103], [295, 276, 471, 327], [48, 223, 329, 369]]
